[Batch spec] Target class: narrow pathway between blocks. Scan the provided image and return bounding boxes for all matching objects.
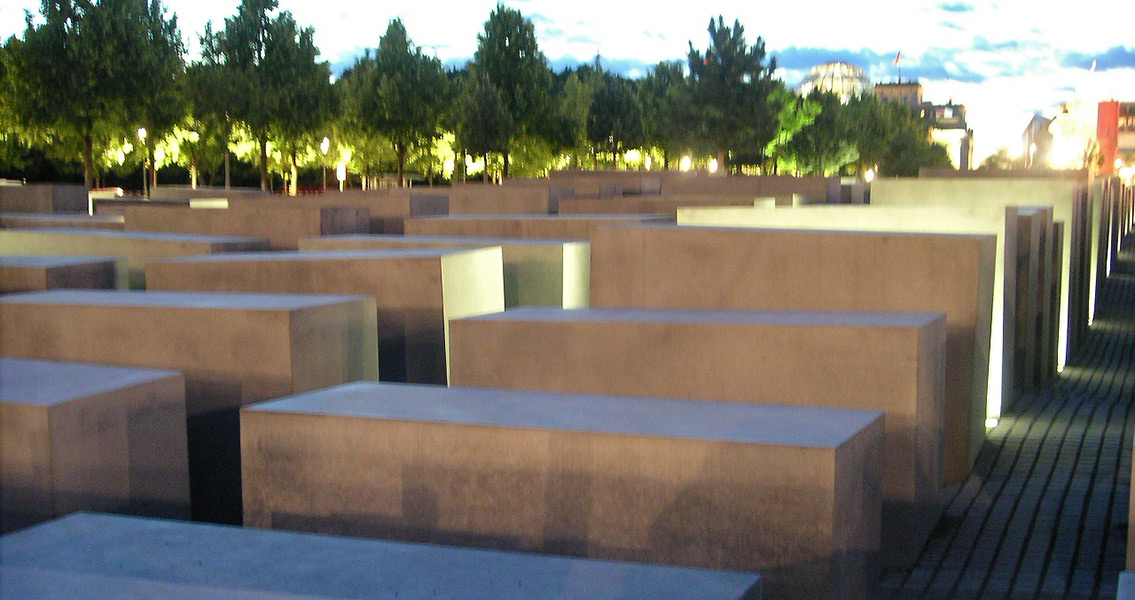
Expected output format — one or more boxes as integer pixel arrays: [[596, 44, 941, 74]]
[[881, 237, 1135, 600]]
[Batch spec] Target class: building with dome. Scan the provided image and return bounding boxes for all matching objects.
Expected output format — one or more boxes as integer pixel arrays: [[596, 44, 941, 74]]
[[797, 62, 872, 103]]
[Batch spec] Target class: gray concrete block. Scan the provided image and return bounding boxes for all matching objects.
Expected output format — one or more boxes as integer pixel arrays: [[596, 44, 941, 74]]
[[0, 512, 762, 599], [405, 214, 671, 240], [0, 290, 378, 524], [0, 256, 119, 292], [124, 205, 369, 250], [242, 381, 881, 600], [0, 359, 188, 532]]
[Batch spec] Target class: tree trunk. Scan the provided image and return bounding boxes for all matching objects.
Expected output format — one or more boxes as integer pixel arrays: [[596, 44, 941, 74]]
[[223, 121, 232, 189], [482, 154, 489, 183], [82, 132, 93, 191], [289, 149, 298, 196], [149, 145, 157, 192], [503, 151, 510, 179], [396, 142, 406, 188], [663, 150, 670, 171], [190, 162, 198, 189], [259, 137, 269, 192], [717, 149, 727, 176]]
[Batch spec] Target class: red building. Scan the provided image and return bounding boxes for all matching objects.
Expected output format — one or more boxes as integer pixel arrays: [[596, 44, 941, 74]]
[[1098, 101, 1135, 174]]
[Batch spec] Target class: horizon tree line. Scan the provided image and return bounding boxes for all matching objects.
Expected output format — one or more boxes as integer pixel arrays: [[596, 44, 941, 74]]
[[0, 0, 952, 192]]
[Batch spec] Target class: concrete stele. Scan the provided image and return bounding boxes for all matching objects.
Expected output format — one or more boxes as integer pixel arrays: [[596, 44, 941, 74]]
[[588, 224, 996, 483], [298, 234, 589, 308], [0, 358, 188, 533], [0, 256, 120, 292], [0, 512, 762, 600], [242, 381, 882, 600]]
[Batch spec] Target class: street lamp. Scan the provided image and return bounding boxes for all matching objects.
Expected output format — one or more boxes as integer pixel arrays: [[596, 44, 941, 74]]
[[137, 128, 148, 198], [320, 137, 330, 191]]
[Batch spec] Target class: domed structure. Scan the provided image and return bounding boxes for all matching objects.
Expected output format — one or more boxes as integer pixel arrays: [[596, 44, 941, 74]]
[[798, 62, 872, 103]]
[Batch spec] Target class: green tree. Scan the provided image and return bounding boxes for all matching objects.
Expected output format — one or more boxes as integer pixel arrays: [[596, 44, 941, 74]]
[[586, 71, 644, 168], [687, 16, 783, 174], [785, 90, 856, 175], [5, 0, 185, 189], [471, 4, 552, 178], [455, 75, 512, 183], [339, 19, 447, 187], [639, 60, 694, 170]]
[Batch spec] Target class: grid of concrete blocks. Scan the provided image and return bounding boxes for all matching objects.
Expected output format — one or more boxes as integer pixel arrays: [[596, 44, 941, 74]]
[[1, 172, 1132, 600]]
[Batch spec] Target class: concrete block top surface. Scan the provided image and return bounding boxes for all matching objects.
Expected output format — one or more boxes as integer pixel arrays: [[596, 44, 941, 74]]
[[0, 256, 117, 268], [0, 213, 124, 224], [247, 381, 884, 448], [154, 248, 482, 263], [457, 305, 944, 329], [7, 227, 264, 244], [0, 289, 369, 311], [415, 214, 667, 221], [627, 223, 995, 242], [316, 234, 581, 246], [0, 358, 181, 406], [0, 513, 761, 600]]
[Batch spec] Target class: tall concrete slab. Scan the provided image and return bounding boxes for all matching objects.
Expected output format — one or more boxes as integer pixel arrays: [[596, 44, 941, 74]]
[[0, 228, 267, 288], [448, 184, 558, 214], [225, 190, 449, 234], [676, 203, 1046, 421], [0, 213, 124, 230], [0, 184, 88, 214], [123, 205, 369, 250], [146, 248, 503, 384], [299, 234, 589, 308], [243, 381, 881, 600], [0, 256, 119, 292], [448, 306, 942, 565], [871, 177, 1088, 369], [0, 513, 762, 599], [405, 214, 670, 240], [0, 290, 378, 524], [589, 224, 995, 483], [0, 359, 188, 532]]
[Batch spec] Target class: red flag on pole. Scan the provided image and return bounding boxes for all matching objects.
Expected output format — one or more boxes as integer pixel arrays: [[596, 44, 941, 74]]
[[894, 51, 902, 66]]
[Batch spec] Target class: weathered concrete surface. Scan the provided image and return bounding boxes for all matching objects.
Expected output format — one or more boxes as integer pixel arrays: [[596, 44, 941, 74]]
[[146, 248, 503, 384], [676, 203, 1046, 421], [405, 214, 670, 240], [448, 184, 558, 214], [871, 177, 1088, 369], [559, 195, 761, 218], [0, 256, 119, 292], [226, 190, 449, 234], [0, 184, 88, 214], [448, 306, 943, 566], [299, 234, 589, 308], [0, 359, 188, 532], [0, 290, 378, 524], [589, 224, 995, 484], [243, 381, 881, 600], [0, 228, 267, 288], [0, 213, 124, 230], [123, 205, 369, 250], [654, 173, 839, 203], [0, 513, 763, 599], [546, 171, 663, 196]]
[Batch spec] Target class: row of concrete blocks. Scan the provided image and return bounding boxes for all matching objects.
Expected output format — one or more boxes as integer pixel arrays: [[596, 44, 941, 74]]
[[1, 293, 945, 600]]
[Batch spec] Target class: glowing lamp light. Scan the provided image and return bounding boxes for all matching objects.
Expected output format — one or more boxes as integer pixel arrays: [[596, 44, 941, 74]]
[[864, 168, 876, 183], [985, 418, 999, 429], [1116, 158, 1126, 170], [336, 162, 347, 182], [320, 137, 330, 156], [137, 128, 147, 142], [625, 149, 642, 165], [645, 156, 652, 170], [679, 156, 692, 172], [114, 187, 124, 197], [443, 157, 455, 176], [708, 158, 719, 174]]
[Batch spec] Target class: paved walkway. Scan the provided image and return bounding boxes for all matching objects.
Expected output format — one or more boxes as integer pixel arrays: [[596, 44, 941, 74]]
[[881, 240, 1135, 599]]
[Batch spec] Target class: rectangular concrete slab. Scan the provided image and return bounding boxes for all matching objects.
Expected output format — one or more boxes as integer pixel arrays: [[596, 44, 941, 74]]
[[0, 256, 119, 292], [676, 203, 1040, 421], [299, 234, 590, 308], [0, 512, 762, 599], [559, 195, 762, 218], [0, 213, 124, 230], [226, 190, 449, 234], [589, 224, 995, 484], [871, 177, 1089, 368], [123, 205, 369, 250], [0, 358, 188, 532], [0, 290, 378, 524], [448, 184, 558, 214], [405, 214, 671, 240], [146, 248, 503, 384], [0, 184, 88, 214], [0, 228, 267, 288], [448, 306, 942, 566], [242, 381, 881, 600]]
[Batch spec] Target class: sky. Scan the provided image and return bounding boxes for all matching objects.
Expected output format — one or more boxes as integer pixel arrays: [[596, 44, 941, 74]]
[[3, 0, 1135, 164]]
